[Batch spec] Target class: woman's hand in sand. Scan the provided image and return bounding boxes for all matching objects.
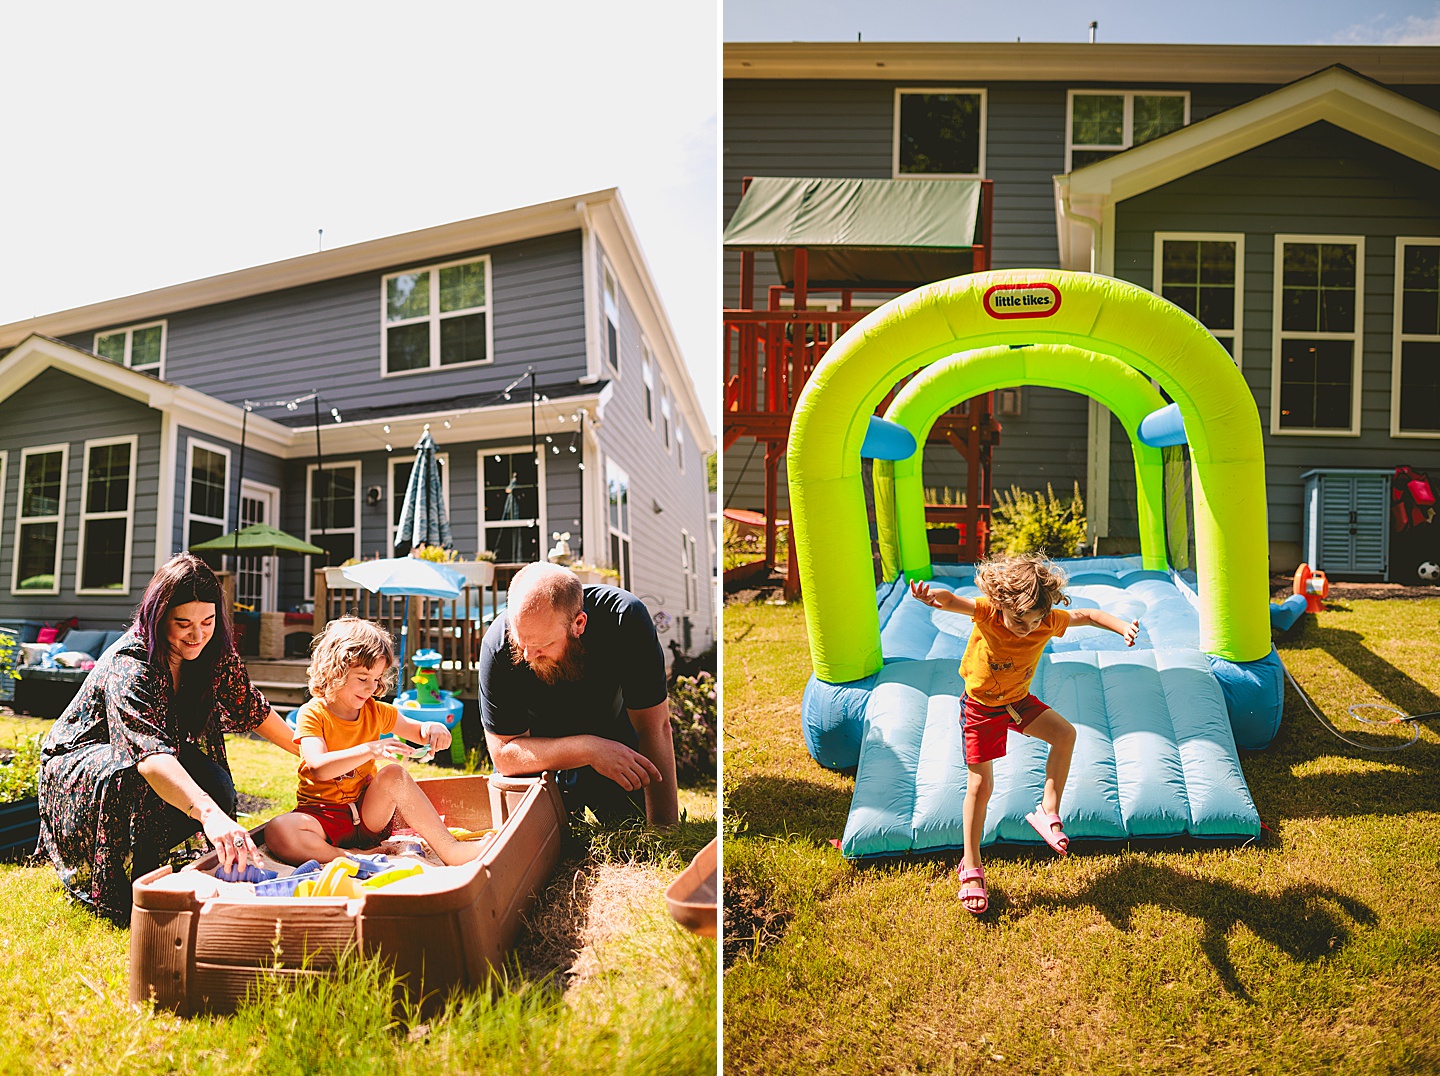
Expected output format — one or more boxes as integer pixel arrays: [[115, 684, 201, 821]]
[[910, 580, 943, 608], [199, 805, 257, 872]]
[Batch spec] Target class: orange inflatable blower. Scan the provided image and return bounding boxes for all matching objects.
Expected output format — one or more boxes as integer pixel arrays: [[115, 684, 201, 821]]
[[1293, 564, 1329, 613]]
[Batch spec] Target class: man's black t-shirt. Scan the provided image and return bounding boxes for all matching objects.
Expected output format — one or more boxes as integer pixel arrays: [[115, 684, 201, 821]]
[[479, 585, 667, 749]]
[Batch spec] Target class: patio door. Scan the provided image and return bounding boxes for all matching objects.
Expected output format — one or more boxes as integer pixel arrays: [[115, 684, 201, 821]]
[[237, 481, 279, 612]]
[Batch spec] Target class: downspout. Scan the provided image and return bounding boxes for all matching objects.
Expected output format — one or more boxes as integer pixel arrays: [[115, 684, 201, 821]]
[[576, 199, 601, 384], [1053, 174, 1103, 274]]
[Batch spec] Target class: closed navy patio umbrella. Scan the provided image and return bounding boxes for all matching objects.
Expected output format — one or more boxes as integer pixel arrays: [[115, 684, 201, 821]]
[[395, 428, 452, 554]]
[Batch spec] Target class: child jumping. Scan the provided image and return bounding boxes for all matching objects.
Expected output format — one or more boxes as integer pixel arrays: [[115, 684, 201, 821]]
[[909, 554, 1139, 915], [263, 617, 483, 867]]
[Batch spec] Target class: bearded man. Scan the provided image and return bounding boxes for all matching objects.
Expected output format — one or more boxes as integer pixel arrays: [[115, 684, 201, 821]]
[[478, 562, 679, 825]]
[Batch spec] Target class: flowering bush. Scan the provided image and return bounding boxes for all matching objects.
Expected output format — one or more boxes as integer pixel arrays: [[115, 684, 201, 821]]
[[668, 671, 717, 786]]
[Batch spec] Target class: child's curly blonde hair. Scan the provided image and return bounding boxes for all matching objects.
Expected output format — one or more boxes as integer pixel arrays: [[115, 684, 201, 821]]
[[306, 617, 398, 699], [974, 553, 1071, 617]]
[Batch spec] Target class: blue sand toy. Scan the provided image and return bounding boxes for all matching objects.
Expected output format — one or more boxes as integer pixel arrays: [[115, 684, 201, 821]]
[[395, 649, 466, 765]]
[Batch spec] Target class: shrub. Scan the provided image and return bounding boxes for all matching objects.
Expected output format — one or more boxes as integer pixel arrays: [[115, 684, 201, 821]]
[[0, 735, 42, 804], [990, 482, 1088, 559], [411, 544, 459, 563], [669, 672, 717, 786]]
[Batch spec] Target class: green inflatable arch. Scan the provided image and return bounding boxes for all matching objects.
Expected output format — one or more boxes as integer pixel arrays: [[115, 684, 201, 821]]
[[787, 269, 1269, 684], [875, 344, 1169, 582]]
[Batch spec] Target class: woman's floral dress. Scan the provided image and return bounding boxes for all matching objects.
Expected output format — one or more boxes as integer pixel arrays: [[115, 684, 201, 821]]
[[38, 633, 271, 924]]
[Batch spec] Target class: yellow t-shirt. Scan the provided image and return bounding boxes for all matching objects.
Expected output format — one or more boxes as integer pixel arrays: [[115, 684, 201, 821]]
[[959, 594, 1070, 706], [293, 696, 399, 807]]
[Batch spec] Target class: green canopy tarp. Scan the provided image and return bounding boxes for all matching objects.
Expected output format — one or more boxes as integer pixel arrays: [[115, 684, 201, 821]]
[[722, 176, 983, 288]]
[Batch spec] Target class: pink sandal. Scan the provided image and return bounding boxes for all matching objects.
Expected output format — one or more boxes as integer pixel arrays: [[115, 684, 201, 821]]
[[956, 864, 988, 914], [1025, 809, 1070, 855]]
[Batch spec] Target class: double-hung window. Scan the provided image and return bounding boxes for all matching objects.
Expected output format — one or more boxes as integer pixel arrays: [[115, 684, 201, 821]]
[[606, 458, 632, 590], [1272, 236, 1364, 435], [681, 529, 699, 614], [383, 256, 492, 375], [95, 321, 165, 376], [677, 422, 686, 473], [480, 447, 543, 563], [11, 444, 67, 594], [186, 441, 230, 572], [660, 391, 672, 450], [603, 264, 621, 373], [1393, 238, 1440, 437], [893, 88, 986, 178], [306, 461, 359, 597], [1154, 233, 1244, 360], [1067, 91, 1188, 170], [77, 436, 137, 594], [641, 344, 655, 424]]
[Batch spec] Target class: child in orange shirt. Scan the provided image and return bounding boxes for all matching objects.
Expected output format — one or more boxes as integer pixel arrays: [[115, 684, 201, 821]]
[[910, 554, 1138, 915], [263, 617, 483, 867]]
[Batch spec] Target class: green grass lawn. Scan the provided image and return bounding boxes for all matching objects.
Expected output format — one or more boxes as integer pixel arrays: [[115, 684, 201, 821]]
[[723, 597, 1440, 1075], [0, 717, 716, 1075]]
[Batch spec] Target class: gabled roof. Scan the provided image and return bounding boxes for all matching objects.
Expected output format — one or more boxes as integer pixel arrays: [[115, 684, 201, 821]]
[[1054, 65, 1440, 271], [0, 189, 713, 452]]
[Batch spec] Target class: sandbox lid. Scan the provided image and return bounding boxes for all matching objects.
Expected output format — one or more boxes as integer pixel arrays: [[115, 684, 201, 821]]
[[665, 838, 717, 938]]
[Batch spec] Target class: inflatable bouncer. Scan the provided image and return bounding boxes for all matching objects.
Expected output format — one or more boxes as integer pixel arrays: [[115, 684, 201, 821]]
[[788, 269, 1282, 858]]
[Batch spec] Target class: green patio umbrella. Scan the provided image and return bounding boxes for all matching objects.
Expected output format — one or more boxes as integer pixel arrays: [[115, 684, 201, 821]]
[[189, 523, 325, 557]]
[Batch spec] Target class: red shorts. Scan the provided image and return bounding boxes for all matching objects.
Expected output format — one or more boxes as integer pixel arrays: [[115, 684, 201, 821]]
[[960, 693, 1053, 765], [294, 799, 395, 849]]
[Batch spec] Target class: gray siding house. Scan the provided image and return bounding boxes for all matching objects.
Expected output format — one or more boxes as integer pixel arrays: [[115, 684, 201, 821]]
[[0, 189, 715, 657], [724, 43, 1440, 573]]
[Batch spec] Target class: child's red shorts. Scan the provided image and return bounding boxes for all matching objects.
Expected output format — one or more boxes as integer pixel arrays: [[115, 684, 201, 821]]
[[294, 800, 395, 849], [960, 693, 1053, 764]]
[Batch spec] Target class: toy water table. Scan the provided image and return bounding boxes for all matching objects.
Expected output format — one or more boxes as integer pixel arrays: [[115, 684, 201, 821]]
[[397, 648, 466, 764]]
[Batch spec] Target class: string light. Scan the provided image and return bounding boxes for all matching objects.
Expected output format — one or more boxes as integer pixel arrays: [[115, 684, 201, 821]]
[[382, 425, 390, 433]]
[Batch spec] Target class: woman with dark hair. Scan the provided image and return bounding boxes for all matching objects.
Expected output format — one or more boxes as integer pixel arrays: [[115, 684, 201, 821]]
[[38, 552, 299, 924]]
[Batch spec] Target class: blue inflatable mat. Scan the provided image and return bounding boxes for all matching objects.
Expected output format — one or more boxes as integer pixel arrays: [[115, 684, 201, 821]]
[[841, 651, 1260, 859], [831, 557, 1262, 856]]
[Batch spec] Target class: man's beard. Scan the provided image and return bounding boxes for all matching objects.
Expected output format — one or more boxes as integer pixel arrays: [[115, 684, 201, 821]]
[[511, 632, 585, 685]]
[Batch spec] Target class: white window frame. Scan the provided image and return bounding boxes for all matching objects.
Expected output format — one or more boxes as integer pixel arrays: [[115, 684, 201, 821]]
[[1066, 90, 1190, 172], [305, 460, 360, 599], [602, 259, 622, 376], [1392, 237, 1440, 439], [476, 445, 547, 562], [660, 389, 672, 451], [387, 452, 451, 553], [184, 439, 232, 573], [380, 254, 493, 378], [1271, 234, 1365, 437], [93, 320, 167, 377], [11, 443, 69, 596], [892, 87, 988, 179], [1153, 232, 1245, 364], [641, 342, 655, 426], [76, 435, 138, 596], [681, 528, 699, 614], [605, 457, 632, 590], [676, 421, 686, 474]]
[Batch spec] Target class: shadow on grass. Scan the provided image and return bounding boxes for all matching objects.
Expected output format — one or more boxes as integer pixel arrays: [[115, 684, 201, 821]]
[[1289, 625, 1440, 716], [1019, 860, 1376, 1002], [725, 775, 852, 843]]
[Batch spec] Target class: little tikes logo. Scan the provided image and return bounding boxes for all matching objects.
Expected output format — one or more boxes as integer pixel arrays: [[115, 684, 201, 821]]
[[983, 282, 1062, 319]]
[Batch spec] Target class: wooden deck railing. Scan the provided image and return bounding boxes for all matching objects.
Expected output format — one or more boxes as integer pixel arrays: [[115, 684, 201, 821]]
[[313, 566, 528, 697]]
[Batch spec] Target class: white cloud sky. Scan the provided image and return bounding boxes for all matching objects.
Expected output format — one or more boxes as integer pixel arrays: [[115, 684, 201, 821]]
[[0, 0, 719, 432]]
